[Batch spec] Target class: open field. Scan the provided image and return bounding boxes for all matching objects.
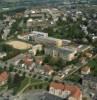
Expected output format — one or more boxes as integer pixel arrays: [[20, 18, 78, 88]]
[[6, 40, 32, 50]]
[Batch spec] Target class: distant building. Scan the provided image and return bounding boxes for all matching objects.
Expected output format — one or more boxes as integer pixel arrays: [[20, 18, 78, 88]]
[[49, 82, 82, 100], [48, 8, 61, 22], [30, 12, 45, 20], [2, 28, 10, 40], [27, 18, 33, 28], [92, 36, 97, 42], [0, 20, 5, 33]]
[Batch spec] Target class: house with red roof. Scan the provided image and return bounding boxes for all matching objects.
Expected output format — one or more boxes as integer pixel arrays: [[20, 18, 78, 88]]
[[0, 72, 9, 86], [43, 64, 54, 75], [35, 57, 43, 65], [49, 82, 82, 100]]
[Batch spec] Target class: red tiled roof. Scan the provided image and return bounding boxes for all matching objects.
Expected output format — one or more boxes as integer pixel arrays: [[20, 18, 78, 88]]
[[24, 58, 32, 65], [35, 59, 43, 64], [0, 72, 8, 82], [64, 84, 81, 100], [44, 64, 53, 73], [50, 82, 81, 100], [50, 82, 65, 90], [23, 55, 33, 65]]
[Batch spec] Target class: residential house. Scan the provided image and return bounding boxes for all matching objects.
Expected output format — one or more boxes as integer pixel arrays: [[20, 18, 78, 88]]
[[0, 72, 9, 86], [81, 66, 91, 75], [35, 57, 43, 65], [49, 82, 82, 100], [20, 55, 35, 71], [43, 64, 54, 75], [85, 52, 92, 58]]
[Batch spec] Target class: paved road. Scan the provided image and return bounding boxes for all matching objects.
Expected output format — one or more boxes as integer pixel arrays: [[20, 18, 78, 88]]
[[0, 53, 25, 67], [6, 53, 25, 65]]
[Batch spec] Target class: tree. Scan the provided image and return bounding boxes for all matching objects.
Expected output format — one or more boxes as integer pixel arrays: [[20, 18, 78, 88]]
[[44, 55, 51, 64], [36, 49, 44, 56], [66, 75, 81, 83], [8, 74, 13, 89], [8, 65, 14, 72], [56, 58, 64, 68], [0, 67, 3, 73], [39, 84, 42, 89]]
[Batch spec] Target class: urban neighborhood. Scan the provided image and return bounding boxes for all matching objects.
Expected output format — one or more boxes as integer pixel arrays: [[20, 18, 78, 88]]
[[0, 0, 97, 100]]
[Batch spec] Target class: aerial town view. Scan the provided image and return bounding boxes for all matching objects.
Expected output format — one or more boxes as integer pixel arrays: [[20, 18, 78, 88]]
[[0, 0, 97, 100]]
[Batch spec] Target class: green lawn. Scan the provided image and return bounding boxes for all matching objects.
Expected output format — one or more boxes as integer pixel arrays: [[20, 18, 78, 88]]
[[14, 78, 49, 94], [13, 77, 29, 95], [0, 85, 8, 91], [31, 79, 43, 83], [17, 77, 29, 91], [26, 78, 49, 90]]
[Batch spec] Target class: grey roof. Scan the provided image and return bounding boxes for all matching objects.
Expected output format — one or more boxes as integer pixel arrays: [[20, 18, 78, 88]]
[[40, 93, 64, 100], [92, 95, 97, 100], [78, 45, 91, 52], [45, 46, 73, 57], [83, 75, 97, 82], [20, 91, 65, 100]]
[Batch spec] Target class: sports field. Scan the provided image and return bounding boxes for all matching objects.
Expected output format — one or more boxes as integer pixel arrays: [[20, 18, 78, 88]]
[[6, 40, 32, 50]]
